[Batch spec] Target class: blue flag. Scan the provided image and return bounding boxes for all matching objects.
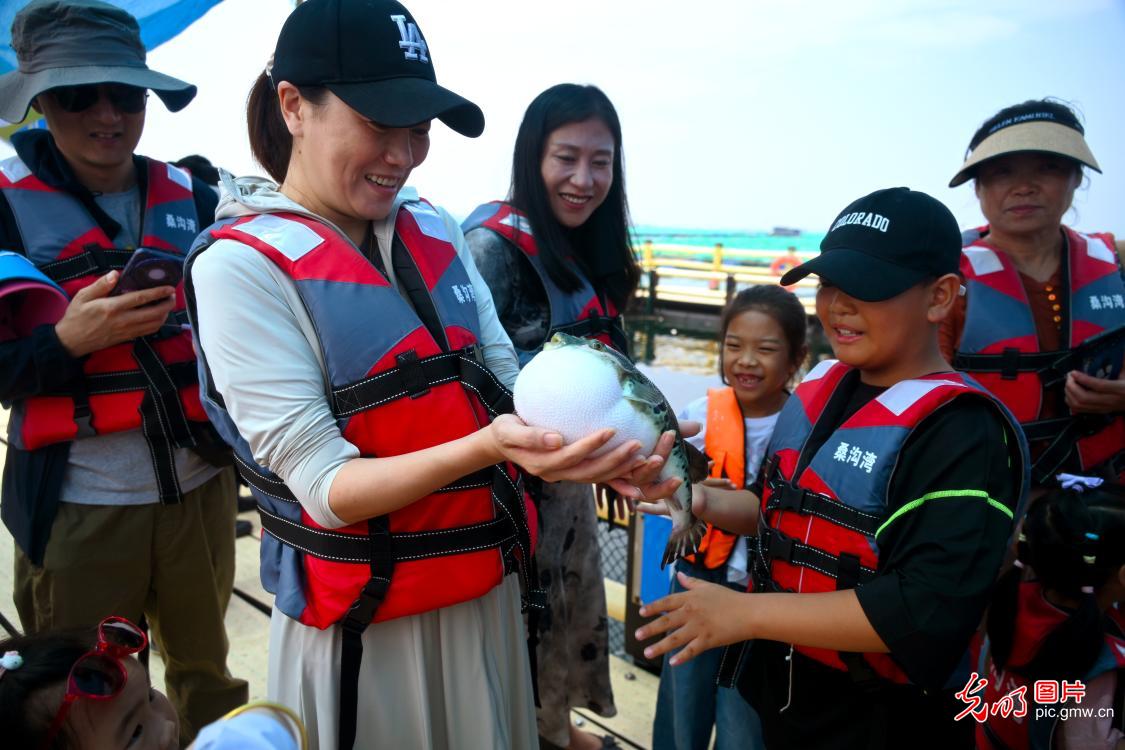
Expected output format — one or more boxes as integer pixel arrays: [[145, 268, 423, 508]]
[[0, 0, 225, 73]]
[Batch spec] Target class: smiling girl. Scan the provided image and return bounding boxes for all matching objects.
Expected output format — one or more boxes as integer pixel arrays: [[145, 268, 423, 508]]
[[651, 285, 807, 750], [463, 84, 640, 750]]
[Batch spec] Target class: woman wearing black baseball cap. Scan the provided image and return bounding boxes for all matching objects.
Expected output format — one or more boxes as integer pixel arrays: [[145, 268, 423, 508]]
[[943, 99, 1125, 487], [183, 1, 675, 748]]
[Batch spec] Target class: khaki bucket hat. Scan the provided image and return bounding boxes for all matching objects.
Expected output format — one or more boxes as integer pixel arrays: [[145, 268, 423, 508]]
[[949, 110, 1100, 187], [0, 0, 196, 124]]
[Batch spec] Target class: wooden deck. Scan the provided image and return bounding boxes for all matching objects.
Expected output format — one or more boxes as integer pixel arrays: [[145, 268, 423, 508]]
[[633, 240, 819, 315]]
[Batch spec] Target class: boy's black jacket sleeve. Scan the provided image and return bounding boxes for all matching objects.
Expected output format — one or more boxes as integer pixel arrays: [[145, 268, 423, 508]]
[[855, 396, 1020, 690]]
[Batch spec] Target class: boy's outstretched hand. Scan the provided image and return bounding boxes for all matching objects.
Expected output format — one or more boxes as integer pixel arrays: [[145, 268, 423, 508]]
[[635, 571, 752, 666]]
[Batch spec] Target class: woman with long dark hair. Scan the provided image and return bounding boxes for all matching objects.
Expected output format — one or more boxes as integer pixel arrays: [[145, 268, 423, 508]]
[[463, 83, 640, 750], [942, 99, 1125, 488]]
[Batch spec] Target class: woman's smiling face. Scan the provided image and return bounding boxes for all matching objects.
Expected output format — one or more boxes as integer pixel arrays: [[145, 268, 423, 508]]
[[539, 117, 615, 229]]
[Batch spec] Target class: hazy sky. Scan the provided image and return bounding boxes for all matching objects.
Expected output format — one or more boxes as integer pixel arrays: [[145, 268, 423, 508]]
[[6, 0, 1124, 236]]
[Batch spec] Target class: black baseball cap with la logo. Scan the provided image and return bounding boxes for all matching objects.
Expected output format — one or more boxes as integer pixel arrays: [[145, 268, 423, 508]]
[[780, 187, 962, 302], [270, 0, 484, 137]]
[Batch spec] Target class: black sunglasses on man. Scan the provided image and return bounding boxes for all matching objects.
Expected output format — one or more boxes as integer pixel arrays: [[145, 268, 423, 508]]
[[45, 83, 148, 114]]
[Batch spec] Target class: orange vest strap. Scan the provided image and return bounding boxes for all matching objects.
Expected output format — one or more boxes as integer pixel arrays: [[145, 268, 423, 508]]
[[684, 387, 744, 569], [704, 386, 745, 487]]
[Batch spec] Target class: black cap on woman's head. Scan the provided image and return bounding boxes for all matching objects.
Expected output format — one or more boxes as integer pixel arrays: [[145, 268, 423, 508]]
[[270, 0, 484, 137]]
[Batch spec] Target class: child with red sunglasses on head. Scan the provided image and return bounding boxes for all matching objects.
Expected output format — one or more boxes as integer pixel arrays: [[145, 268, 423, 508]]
[[0, 617, 178, 749], [0, 618, 307, 750]]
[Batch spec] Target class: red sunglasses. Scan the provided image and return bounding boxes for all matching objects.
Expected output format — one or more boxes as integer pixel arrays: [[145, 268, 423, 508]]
[[47, 83, 148, 114], [40, 616, 147, 750]]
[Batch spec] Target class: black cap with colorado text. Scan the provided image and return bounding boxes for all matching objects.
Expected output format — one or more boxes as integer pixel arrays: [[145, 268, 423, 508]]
[[269, 0, 484, 137], [780, 187, 961, 302]]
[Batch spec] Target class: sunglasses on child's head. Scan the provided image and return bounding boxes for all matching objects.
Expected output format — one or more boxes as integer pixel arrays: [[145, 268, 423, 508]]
[[40, 616, 148, 750], [47, 83, 148, 114]]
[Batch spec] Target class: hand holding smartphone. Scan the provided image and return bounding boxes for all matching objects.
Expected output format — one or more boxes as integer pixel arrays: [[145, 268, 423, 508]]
[[110, 247, 183, 297]]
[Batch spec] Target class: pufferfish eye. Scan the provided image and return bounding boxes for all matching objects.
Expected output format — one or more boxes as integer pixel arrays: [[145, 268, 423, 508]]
[[589, 340, 605, 351]]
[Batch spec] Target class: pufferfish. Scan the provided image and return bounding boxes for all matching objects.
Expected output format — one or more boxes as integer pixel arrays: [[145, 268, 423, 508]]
[[513, 333, 708, 567]]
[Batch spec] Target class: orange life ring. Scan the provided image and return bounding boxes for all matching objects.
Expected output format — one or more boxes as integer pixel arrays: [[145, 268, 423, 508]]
[[770, 253, 802, 277]]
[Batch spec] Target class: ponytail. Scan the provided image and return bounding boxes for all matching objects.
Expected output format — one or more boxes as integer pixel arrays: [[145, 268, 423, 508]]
[[245, 72, 328, 184]]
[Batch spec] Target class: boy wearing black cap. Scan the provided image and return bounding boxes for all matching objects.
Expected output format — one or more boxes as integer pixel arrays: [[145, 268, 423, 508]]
[[637, 188, 1029, 749], [0, 0, 246, 740]]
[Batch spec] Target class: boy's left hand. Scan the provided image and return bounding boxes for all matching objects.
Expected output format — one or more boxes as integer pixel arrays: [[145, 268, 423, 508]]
[[1065, 370, 1125, 414], [635, 571, 751, 666]]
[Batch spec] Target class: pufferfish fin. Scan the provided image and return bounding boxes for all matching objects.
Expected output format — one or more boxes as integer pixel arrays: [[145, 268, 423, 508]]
[[621, 377, 665, 411]]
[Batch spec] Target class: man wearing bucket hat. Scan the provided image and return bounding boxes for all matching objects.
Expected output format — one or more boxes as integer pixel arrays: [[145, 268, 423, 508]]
[[0, 0, 247, 741], [941, 99, 1125, 487]]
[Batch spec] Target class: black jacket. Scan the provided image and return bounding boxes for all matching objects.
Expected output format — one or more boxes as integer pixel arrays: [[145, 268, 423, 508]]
[[0, 130, 219, 564]]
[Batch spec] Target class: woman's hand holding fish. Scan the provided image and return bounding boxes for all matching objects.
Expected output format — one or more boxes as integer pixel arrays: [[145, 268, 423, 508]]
[[634, 571, 752, 665], [488, 414, 646, 483], [603, 422, 702, 503]]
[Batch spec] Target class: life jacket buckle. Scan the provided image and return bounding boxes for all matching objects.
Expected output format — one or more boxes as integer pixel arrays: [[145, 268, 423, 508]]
[[395, 350, 431, 399], [766, 529, 795, 563], [1000, 347, 1021, 380], [775, 483, 808, 513], [341, 575, 391, 634], [72, 394, 96, 439]]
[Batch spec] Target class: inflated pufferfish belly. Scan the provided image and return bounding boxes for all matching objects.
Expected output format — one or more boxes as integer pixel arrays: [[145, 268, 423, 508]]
[[513, 344, 662, 458]]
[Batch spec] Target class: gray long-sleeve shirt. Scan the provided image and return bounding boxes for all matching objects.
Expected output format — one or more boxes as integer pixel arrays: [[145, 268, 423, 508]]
[[192, 179, 518, 528]]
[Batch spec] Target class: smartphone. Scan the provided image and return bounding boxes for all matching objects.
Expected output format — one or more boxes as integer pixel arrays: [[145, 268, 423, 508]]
[[1079, 340, 1124, 381], [110, 248, 184, 296]]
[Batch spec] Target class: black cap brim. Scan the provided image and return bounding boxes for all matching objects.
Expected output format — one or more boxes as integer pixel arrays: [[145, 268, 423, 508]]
[[779, 248, 930, 302], [328, 77, 484, 137]]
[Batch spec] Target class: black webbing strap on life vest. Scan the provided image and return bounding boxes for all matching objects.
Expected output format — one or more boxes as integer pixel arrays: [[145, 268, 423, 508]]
[[37, 244, 134, 283], [256, 506, 517, 563], [953, 348, 1059, 381], [715, 639, 750, 689], [756, 527, 878, 587], [331, 348, 514, 420], [1029, 413, 1119, 484], [954, 325, 1125, 387], [338, 514, 393, 750], [762, 471, 882, 538], [64, 358, 198, 445], [73, 360, 201, 396], [132, 338, 197, 503]]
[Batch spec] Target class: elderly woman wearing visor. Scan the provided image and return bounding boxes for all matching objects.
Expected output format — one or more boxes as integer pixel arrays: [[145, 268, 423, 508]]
[[942, 99, 1125, 486]]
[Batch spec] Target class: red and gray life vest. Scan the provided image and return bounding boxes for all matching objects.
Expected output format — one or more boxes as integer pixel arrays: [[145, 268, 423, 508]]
[[954, 226, 1125, 482], [0, 155, 209, 503], [724, 360, 1028, 686], [185, 202, 541, 750], [976, 583, 1125, 750], [462, 201, 628, 364]]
